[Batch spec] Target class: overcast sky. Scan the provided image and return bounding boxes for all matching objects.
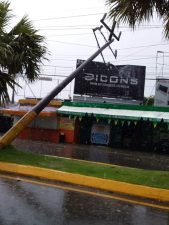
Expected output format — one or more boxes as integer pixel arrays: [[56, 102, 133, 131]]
[[9, 0, 169, 99]]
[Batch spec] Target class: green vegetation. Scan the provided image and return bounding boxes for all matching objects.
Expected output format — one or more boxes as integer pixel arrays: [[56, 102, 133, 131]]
[[0, 1, 47, 104], [0, 146, 169, 189], [143, 96, 154, 106], [107, 0, 169, 39]]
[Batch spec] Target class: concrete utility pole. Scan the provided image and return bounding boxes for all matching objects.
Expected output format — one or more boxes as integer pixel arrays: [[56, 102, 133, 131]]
[[0, 41, 113, 149], [0, 15, 121, 149]]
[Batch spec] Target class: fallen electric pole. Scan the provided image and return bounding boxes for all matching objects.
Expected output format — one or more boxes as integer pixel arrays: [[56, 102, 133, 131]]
[[0, 14, 121, 149]]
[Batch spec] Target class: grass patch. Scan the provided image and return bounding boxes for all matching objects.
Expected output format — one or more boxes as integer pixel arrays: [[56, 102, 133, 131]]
[[0, 145, 169, 189]]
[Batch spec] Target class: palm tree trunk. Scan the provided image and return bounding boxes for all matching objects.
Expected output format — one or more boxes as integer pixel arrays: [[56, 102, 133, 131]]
[[11, 74, 16, 103]]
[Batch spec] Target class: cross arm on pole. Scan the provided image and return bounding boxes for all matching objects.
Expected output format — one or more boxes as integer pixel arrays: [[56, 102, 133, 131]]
[[100, 13, 122, 41]]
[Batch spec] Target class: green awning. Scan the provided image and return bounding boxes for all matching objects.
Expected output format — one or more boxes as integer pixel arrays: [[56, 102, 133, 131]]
[[57, 102, 169, 122]]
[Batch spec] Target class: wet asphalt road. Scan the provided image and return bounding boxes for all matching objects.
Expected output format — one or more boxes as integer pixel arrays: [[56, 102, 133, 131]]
[[0, 176, 168, 225], [12, 139, 169, 170]]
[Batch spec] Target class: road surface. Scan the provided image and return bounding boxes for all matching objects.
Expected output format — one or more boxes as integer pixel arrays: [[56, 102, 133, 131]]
[[0, 175, 168, 225]]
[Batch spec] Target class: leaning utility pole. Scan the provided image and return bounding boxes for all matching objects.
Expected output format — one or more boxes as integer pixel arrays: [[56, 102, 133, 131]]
[[0, 15, 121, 149]]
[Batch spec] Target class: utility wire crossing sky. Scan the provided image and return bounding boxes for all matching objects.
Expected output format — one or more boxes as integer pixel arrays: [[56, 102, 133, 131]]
[[9, 0, 169, 99]]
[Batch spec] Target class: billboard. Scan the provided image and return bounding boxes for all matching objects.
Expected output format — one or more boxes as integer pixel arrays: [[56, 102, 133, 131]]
[[154, 78, 169, 106], [74, 60, 146, 101]]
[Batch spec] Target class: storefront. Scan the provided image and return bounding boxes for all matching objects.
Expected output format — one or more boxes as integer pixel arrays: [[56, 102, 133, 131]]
[[0, 99, 62, 143], [1, 98, 169, 153], [57, 101, 169, 153]]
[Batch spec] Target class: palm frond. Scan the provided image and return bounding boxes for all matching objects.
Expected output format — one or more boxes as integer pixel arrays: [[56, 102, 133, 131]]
[[106, 0, 169, 38], [0, 1, 48, 103], [0, 1, 12, 33], [9, 15, 37, 36], [7, 31, 47, 81], [7, 15, 48, 81]]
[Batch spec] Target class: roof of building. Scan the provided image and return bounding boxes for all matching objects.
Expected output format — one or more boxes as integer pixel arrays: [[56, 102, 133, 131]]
[[57, 101, 169, 122], [0, 99, 62, 117]]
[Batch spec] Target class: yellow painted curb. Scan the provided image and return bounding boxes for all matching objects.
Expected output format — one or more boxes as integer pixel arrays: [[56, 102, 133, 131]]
[[0, 162, 168, 202]]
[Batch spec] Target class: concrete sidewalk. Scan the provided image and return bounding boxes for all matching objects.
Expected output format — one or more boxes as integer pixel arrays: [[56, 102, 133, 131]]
[[12, 138, 169, 171]]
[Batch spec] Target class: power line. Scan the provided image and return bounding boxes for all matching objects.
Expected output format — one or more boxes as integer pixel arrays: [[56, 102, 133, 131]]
[[146, 78, 169, 80], [39, 26, 163, 31], [41, 65, 72, 69], [117, 43, 169, 51], [38, 25, 101, 29], [115, 51, 169, 62], [122, 25, 161, 28], [44, 27, 163, 37], [47, 32, 92, 37], [51, 57, 151, 62], [37, 74, 166, 81], [40, 27, 95, 31], [38, 24, 162, 29], [157, 63, 169, 67], [122, 27, 162, 33], [33, 13, 104, 21], [108, 56, 161, 63], [48, 40, 96, 48], [47, 41, 169, 50], [44, 57, 167, 66]]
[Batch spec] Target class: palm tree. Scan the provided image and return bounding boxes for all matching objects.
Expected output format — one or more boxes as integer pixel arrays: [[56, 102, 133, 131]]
[[0, 1, 47, 104], [0, 71, 18, 104], [106, 0, 169, 39]]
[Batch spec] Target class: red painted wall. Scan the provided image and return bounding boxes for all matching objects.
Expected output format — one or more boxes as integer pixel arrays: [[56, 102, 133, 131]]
[[18, 116, 77, 144], [19, 127, 60, 143], [59, 129, 75, 143]]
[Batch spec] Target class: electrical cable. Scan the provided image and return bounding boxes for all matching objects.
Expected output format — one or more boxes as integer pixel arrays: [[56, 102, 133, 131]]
[[47, 41, 169, 51], [20, 75, 37, 99], [33, 13, 105, 21]]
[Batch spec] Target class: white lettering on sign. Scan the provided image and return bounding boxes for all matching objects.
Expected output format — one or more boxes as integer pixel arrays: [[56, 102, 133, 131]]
[[84, 73, 138, 85]]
